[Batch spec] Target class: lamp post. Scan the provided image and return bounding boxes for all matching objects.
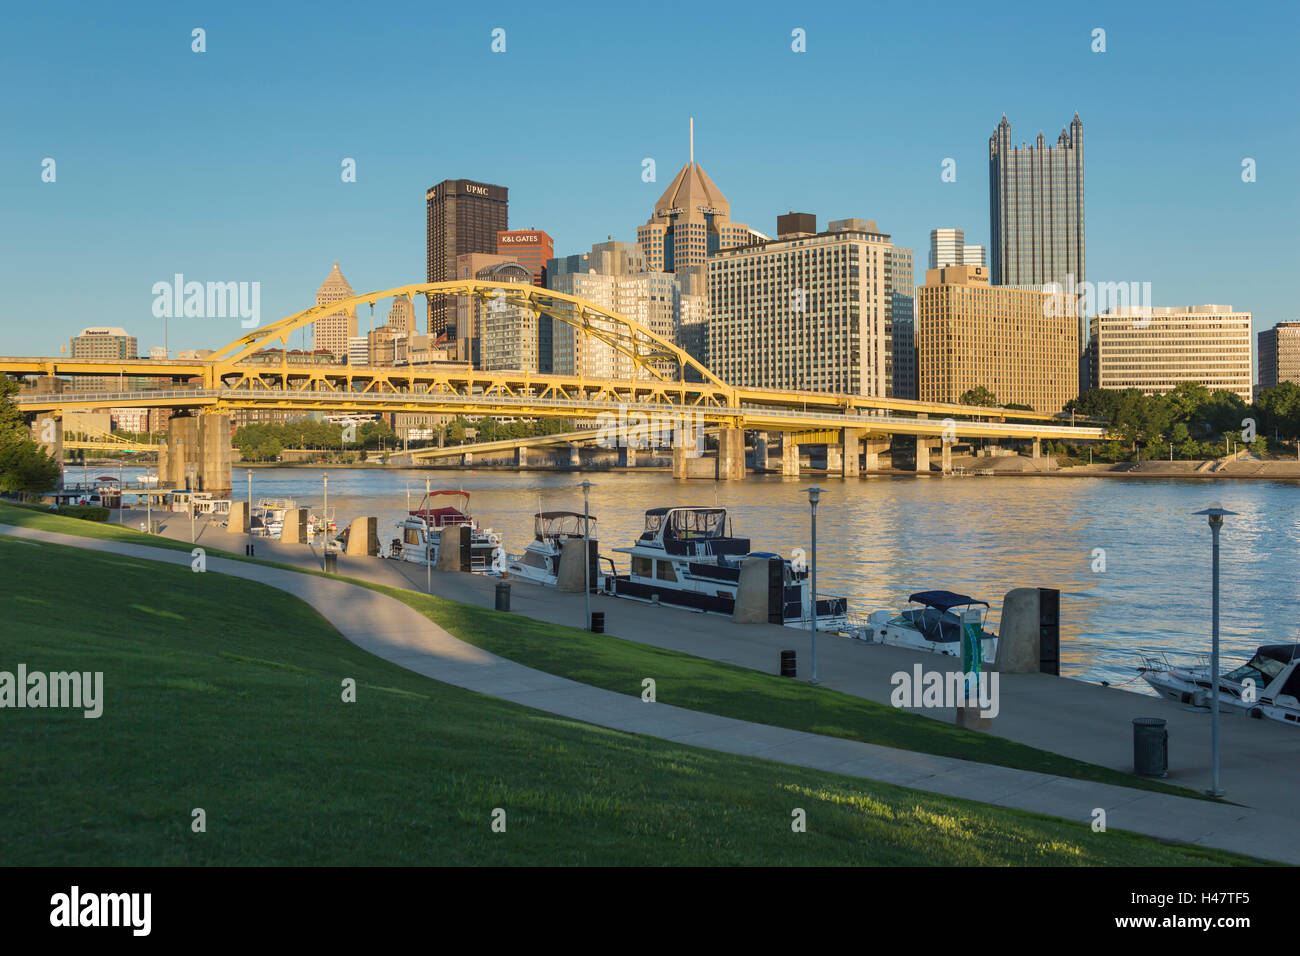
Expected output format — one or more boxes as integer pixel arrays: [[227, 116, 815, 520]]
[[1193, 503, 1237, 798], [322, 473, 329, 566], [806, 485, 823, 684], [246, 469, 253, 556], [187, 466, 196, 543], [145, 464, 152, 533], [580, 479, 593, 630], [425, 476, 432, 594]]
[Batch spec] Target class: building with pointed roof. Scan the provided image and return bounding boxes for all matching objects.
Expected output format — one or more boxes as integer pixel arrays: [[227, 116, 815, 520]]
[[313, 261, 357, 361], [637, 119, 757, 273]]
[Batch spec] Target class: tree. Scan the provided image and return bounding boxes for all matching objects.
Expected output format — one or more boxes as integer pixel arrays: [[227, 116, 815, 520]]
[[958, 385, 999, 407], [0, 377, 60, 494]]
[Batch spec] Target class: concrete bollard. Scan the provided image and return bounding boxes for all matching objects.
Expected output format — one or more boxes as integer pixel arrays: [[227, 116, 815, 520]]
[[435, 524, 469, 572], [556, 537, 592, 592], [345, 516, 380, 556], [280, 508, 309, 544], [733, 556, 776, 624], [226, 501, 249, 534]]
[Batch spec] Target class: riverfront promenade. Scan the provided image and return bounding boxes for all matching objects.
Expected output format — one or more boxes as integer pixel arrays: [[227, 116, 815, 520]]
[[13, 510, 1299, 863]]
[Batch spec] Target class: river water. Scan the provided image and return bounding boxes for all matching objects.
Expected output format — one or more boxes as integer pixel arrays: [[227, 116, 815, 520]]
[[85, 464, 1300, 688]]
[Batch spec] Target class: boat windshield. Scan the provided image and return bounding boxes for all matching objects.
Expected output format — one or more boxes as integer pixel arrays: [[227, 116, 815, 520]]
[[1225, 651, 1293, 684], [536, 512, 594, 539], [668, 508, 726, 540]]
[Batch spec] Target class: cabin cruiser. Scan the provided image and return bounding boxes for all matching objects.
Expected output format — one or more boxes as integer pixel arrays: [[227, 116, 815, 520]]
[[603, 506, 850, 630], [506, 511, 597, 587], [387, 490, 501, 572], [251, 498, 296, 538], [863, 591, 999, 664], [1138, 644, 1300, 727]]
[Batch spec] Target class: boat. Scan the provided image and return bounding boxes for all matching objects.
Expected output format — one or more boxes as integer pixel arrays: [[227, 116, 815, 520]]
[[506, 511, 597, 586], [387, 490, 501, 572], [863, 591, 999, 663], [1138, 644, 1300, 727], [603, 506, 850, 630], [252, 498, 298, 538]]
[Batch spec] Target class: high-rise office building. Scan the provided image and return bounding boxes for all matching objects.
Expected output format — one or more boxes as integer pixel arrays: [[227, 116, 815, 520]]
[[890, 246, 917, 400], [963, 244, 987, 268], [707, 217, 894, 396], [637, 123, 757, 274], [386, 296, 415, 336], [929, 228, 965, 270], [426, 179, 509, 337], [988, 113, 1085, 290], [313, 261, 357, 361], [496, 229, 553, 286], [1091, 305, 1253, 403], [1258, 321, 1300, 390], [70, 327, 139, 390], [917, 264, 1079, 413], [477, 260, 537, 372]]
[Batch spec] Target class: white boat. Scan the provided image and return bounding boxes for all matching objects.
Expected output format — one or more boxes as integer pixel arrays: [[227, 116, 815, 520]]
[[863, 591, 998, 664], [506, 511, 596, 587], [387, 490, 501, 573], [1138, 644, 1300, 727], [603, 506, 851, 631]]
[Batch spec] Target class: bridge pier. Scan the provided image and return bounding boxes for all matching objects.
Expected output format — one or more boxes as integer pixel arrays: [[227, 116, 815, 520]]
[[915, 436, 933, 474], [461, 452, 474, 467], [1031, 437, 1042, 459], [825, 444, 843, 474], [617, 445, 637, 468], [569, 445, 580, 468], [842, 428, 861, 478], [515, 446, 528, 467], [753, 433, 770, 470], [781, 434, 800, 476], [163, 413, 232, 494], [717, 427, 745, 481], [941, 441, 953, 475], [864, 438, 889, 472]]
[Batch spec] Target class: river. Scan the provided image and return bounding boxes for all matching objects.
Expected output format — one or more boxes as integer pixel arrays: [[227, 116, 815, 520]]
[[83, 464, 1300, 688]]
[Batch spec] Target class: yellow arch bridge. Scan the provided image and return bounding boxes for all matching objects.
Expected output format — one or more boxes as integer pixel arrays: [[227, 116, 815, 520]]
[[3, 280, 1106, 481]]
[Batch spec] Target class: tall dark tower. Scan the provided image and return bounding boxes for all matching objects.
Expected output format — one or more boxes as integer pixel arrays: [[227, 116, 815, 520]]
[[989, 112, 1086, 389], [425, 179, 509, 339]]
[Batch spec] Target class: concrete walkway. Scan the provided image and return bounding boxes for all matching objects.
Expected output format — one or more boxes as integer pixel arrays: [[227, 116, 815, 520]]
[[5, 519, 1298, 864]]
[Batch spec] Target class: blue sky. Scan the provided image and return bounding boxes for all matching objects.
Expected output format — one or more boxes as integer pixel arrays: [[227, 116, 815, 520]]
[[2, 0, 1296, 356]]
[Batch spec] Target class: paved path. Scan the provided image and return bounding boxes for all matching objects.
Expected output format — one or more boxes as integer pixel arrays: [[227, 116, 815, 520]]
[[6, 520, 1297, 863]]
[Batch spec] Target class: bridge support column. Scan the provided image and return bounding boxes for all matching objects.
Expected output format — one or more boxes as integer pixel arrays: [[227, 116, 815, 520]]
[[515, 446, 528, 468], [569, 445, 580, 468], [165, 413, 232, 495], [842, 428, 861, 478], [461, 452, 474, 467], [864, 438, 889, 472], [915, 436, 933, 473], [754, 433, 769, 470], [717, 427, 745, 481], [1031, 437, 1042, 459], [941, 441, 953, 475], [825, 444, 843, 474], [618, 445, 637, 468], [781, 434, 800, 476]]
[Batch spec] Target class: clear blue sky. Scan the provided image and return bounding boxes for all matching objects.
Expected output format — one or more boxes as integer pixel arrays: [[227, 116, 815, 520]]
[[1, 0, 1296, 356]]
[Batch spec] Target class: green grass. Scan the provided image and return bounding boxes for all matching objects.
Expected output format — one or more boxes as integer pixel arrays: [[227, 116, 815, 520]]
[[0, 499, 1209, 802], [0, 534, 1264, 865]]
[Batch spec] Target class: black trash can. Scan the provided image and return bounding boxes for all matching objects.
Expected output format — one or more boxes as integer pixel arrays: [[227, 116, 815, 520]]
[[495, 581, 511, 611], [245, 543, 255, 556], [323, 551, 337, 573], [1133, 717, 1168, 777], [590, 611, 605, 633], [780, 649, 797, 678]]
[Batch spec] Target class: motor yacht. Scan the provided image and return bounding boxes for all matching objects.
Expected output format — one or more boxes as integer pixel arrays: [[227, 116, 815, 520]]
[[506, 511, 597, 587], [1138, 644, 1300, 727], [863, 591, 999, 664], [387, 490, 501, 572], [603, 506, 850, 630]]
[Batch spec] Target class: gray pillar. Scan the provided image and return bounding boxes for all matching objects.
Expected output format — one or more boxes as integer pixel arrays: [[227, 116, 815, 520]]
[[915, 436, 932, 473], [781, 434, 800, 476], [941, 441, 953, 474], [717, 427, 745, 480], [618, 444, 637, 468], [842, 428, 860, 478]]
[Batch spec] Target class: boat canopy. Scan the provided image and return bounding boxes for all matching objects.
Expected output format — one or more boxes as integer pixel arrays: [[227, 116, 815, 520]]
[[1255, 645, 1300, 665], [908, 590, 989, 611], [535, 511, 595, 538]]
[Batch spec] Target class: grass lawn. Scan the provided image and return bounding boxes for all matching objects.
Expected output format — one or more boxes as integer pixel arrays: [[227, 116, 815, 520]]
[[0, 534, 1264, 866], [0, 500, 1209, 802]]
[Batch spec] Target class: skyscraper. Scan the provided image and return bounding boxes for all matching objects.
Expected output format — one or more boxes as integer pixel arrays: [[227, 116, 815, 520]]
[[313, 261, 356, 361], [929, 229, 965, 270], [426, 179, 509, 338], [890, 246, 916, 400], [989, 113, 1085, 289], [637, 121, 757, 273], [70, 327, 139, 390], [496, 229, 553, 286], [1258, 322, 1300, 390]]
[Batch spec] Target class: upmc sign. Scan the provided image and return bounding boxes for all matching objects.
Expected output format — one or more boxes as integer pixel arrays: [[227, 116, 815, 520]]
[[464, 183, 490, 196], [457, 181, 506, 201]]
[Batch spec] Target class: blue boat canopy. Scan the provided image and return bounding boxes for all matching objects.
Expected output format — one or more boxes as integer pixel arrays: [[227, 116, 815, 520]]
[[908, 590, 989, 611]]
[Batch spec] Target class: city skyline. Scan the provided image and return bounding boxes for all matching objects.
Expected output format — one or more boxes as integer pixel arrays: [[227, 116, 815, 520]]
[[3, 2, 1296, 360]]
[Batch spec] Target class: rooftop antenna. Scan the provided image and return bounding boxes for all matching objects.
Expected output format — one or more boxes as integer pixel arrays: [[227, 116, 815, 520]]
[[689, 117, 694, 166]]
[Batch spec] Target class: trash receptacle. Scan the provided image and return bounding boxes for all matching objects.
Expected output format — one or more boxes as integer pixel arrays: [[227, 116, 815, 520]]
[[324, 551, 337, 573], [1133, 717, 1168, 776], [780, 649, 797, 678], [150, 520, 161, 534], [495, 580, 511, 611], [589, 611, 605, 633]]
